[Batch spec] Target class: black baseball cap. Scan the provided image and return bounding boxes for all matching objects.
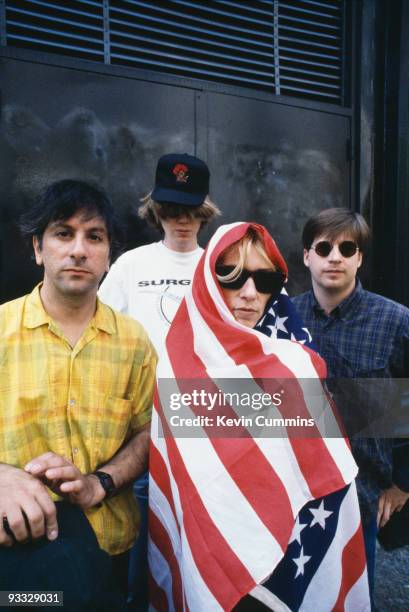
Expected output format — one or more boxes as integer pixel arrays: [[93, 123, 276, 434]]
[[151, 153, 210, 207]]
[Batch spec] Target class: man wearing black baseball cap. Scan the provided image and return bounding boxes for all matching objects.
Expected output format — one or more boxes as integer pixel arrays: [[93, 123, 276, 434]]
[[99, 153, 220, 353], [99, 153, 220, 609]]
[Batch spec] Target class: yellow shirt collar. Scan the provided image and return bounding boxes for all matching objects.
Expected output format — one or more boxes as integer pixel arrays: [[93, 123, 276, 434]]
[[23, 284, 116, 335]]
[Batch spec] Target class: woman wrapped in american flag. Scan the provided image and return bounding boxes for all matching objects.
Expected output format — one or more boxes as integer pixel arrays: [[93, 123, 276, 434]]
[[149, 222, 370, 611]]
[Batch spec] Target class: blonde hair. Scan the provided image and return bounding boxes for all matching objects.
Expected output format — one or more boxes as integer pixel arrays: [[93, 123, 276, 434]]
[[138, 192, 221, 231], [216, 227, 276, 283]]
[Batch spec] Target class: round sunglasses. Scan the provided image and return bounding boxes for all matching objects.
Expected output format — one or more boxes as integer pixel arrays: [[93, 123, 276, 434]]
[[216, 264, 286, 294], [310, 240, 359, 258]]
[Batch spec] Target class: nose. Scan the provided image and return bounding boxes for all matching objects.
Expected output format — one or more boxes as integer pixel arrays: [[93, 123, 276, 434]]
[[177, 214, 189, 224], [69, 234, 87, 260], [328, 245, 342, 261], [239, 277, 258, 299]]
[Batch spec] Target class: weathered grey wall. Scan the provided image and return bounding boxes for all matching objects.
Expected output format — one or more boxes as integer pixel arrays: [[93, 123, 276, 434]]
[[0, 54, 352, 303]]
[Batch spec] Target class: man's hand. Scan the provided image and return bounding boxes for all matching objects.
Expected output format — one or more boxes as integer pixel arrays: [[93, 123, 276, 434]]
[[377, 484, 409, 528], [0, 464, 58, 546], [25, 452, 105, 510]]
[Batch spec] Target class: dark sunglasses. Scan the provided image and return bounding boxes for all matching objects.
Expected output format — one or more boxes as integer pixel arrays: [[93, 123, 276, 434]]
[[310, 240, 359, 258], [216, 265, 286, 295]]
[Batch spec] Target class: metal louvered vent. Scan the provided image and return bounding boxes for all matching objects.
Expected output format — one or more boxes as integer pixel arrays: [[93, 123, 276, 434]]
[[4, 0, 104, 61], [278, 0, 344, 103], [109, 0, 276, 91], [2, 0, 348, 106]]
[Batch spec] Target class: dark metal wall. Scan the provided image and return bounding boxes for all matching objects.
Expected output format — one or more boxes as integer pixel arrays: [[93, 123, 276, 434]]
[[353, 0, 409, 307], [371, 0, 409, 307], [0, 2, 408, 311], [0, 51, 198, 301], [0, 46, 352, 303]]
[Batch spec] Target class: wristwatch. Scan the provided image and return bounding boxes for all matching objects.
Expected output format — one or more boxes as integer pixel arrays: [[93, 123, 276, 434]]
[[92, 470, 117, 499]]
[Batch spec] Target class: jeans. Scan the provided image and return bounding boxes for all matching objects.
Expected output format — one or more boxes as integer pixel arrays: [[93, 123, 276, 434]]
[[128, 472, 149, 611], [0, 502, 127, 612], [362, 513, 378, 609]]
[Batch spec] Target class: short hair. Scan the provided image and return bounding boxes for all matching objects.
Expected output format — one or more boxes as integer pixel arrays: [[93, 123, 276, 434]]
[[20, 179, 118, 256], [138, 193, 221, 232], [216, 227, 276, 283], [302, 208, 371, 252]]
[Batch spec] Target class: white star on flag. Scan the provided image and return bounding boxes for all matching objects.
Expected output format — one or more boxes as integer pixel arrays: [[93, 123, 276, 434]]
[[274, 315, 288, 333], [267, 325, 278, 338], [289, 515, 307, 545], [309, 500, 333, 529], [293, 546, 311, 578]]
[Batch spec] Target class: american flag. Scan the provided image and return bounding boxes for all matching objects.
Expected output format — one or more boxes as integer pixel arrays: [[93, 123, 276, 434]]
[[256, 288, 314, 348], [149, 222, 369, 611], [249, 484, 369, 610]]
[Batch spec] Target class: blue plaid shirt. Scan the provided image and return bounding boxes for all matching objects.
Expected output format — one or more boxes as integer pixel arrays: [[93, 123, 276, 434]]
[[292, 281, 409, 521]]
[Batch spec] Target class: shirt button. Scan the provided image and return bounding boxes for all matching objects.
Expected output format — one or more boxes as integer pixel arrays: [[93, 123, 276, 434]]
[[73, 447, 78, 454], [69, 399, 75, 406]]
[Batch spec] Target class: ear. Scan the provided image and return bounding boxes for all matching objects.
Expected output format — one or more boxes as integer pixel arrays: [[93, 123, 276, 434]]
[[303, 248, 310, 268], [357, 251, 363, 269], [33, 236, 43, 266]]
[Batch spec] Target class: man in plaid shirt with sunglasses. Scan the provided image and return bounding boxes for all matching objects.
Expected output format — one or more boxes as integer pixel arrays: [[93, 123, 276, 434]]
[[292, 207, 409, 598]]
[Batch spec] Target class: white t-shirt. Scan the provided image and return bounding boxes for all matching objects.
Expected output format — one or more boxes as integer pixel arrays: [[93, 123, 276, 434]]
[[99, 241, 203, 354]]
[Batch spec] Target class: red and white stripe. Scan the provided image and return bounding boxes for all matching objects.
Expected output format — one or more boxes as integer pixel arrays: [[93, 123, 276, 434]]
[[149, 223, 360, 610]]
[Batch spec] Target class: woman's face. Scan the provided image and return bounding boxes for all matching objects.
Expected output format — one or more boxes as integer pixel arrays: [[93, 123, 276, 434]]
[[218, 243, 273, 328]]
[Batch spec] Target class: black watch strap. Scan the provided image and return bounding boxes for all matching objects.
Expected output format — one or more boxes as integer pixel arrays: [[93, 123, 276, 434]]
[[93, 470, 117, 499]]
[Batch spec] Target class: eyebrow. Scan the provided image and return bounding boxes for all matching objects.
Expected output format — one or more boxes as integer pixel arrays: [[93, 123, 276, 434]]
[[49, 221, 108, 234], [87, 226, 107, 235]]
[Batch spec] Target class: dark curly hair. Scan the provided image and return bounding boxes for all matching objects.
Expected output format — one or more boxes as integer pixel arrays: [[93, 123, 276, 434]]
[[20, 179, 119, 257]]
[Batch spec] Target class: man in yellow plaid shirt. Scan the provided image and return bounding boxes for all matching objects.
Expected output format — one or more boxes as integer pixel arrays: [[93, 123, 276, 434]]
[[0, 180, 157, 609]]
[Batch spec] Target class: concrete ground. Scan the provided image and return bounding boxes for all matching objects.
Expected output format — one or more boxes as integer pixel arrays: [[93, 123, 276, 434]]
[[374, 544, 409, 610]]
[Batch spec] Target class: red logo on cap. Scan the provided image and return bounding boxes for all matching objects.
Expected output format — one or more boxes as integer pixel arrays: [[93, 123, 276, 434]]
[[173, 163, 189, 183]]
